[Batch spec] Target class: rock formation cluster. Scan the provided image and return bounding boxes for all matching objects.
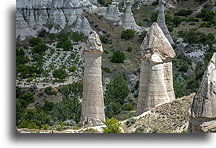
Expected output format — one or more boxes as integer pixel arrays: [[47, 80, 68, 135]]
[[16, 0, 93, 40], [136, 22, 176, 116], [189, 53, 216, 133], [80, 31, 105, 127], [157, 0, 174, 45]]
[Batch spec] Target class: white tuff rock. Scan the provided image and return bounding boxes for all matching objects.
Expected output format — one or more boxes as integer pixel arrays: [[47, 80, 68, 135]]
[[189, 53, 216, 133], [157, 0, 174, 45], [80, 31, 105, 126], [136, 22, 176, 116]]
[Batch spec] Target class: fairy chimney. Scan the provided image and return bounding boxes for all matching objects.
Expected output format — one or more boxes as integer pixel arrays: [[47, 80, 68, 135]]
[[136, 22, 176, 116], [189, 53, 216, 133], [157, 0, 174, 45], [80, 31, 105, 126]]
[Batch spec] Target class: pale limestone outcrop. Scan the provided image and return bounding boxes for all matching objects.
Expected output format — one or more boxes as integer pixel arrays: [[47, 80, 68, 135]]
[[80, 31, 105, 126], [105, 2, 121, 21], [189, 53, 216, 133], [16, 0, 93, 40], [136, 22, 176, 116], [157, 0, 174, 45], [120, 1, 142, 32]]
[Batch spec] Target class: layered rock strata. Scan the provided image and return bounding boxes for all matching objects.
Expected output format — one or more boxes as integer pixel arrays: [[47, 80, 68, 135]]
[[189, 53, 216, 133], [157, 0, 174, 45], [136, 22, 176, 116], [80, 31, 105, 127]]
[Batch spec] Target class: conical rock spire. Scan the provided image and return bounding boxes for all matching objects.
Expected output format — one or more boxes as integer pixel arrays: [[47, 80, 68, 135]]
[[157, 0, 174, 44], [189, 53, 216, 133], [137, 22, 176, 116]]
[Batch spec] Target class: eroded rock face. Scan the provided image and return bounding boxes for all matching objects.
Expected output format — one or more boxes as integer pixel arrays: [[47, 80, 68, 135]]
[[136, 22, 176, 116], [80, 31, 105, 126], [157, 0, 174, 45], [16, 0, 92, 40], [189, 53, 216, 133]]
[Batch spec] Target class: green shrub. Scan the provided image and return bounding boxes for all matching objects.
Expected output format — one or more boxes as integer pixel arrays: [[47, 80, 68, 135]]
[[102, 67, 112, 73], [44, 86, 57, 96], [61, 82, 83, 97], [71, 32, 84, 42], [68, 66, 77, 73], [32, 43, 49, 54], [152, 0, 159, 6], [127, 46, 133, 52], [121, 29, 135, 40], [174, 9, 192, 16], [38, 29, 49, 37], [102, 118, 122, 133], [123, 103, 134, 111], [43, 100, 54, 113], [52, 68, 68, 80], [172, 16, 182, 27], [173, 77, 185, 98], [111, 50, 126, 63], [125, 118, 136, 127], [186, 17, 199, 22], [100, 35, 111, 44], [151, 12, 158, 22], [19, 92, 35, 108], [177, 29, 204, 44], [16, 48, 30, 66], [135, 125, 144, 133], [196, 9, 215, 22], [179, 65, 189, 72], [29, 37, 42, 47]]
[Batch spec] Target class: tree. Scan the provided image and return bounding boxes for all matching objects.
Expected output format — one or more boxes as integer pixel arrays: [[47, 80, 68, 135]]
[[52, 68, 68, 80], [105, 74, 130, 118]]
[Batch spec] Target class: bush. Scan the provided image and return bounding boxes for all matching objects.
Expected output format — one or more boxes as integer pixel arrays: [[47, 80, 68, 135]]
[[100, 35, 111, 44], [32, 43, 49, 54], [29, 37, 42, 47], [18, 92, 35, 108], [152, 0, 159, 6], [174, 9, 192, 16], [121, 29, 135, 40], [111, 50, 126, 63], [135, 125, 144, 133], [60, 82, 83, 97], [127, 46, 133, 52], [177, 29, 204, 44], [71, 32, 84, 42], [38, 29, 49, 37], [102, 67, 112, 73], [68, 66, 77, 73], [57, 33, 73, 51], [173, 77, 185, 98], [151, 12, 158, 22], [102, 118, 122, 133], [179, 65, 189, 72], [196, 9, 215, 22], [123, 103, 134, 111], [52, 68, 68, 80], [43, 100, 54, 113], [186, 17, 199, 22], [125, 118, 136, 127], [44, 86, 57, 96], [172, 16, 182, 27]]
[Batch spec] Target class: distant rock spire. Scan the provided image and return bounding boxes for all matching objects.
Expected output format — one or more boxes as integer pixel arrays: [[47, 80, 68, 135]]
[[121, 1, 142, 32], [80, 31, 105, 127], [136, 22, 176, 116], [189, 53, 216, 133], [157, 0, 174, 45]]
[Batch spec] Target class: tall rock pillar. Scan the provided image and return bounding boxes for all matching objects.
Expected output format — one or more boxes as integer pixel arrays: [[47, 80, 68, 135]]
[[157, 0, 174, 45], [136, 22, 176, 116], [189, 53, 216, 133], [80, 31, 105, 126]]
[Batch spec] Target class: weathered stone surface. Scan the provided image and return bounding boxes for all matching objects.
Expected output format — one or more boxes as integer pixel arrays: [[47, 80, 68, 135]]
[[105, 2, 121, 21], [16, 0, 93, 40], [120, 1, 142, 32], [80, 31, 105, 126], [189, 53, 216, 133], [157, 0, 174, 45], [191, 53, 216, 119], [136, 22, 176, 116]]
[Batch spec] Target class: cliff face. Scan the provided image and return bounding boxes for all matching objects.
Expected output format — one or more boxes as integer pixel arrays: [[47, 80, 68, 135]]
[[16, 0, 93, 40]]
